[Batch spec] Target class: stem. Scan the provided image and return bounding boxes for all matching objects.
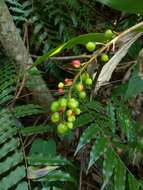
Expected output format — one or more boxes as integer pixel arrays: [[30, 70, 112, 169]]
[[68, 21, 143, 98]]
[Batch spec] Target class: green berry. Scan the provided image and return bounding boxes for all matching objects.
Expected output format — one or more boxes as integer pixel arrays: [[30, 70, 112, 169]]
[[59, 98, 67, 108], [58, 82, 64, 89], [100, 54, 109, 62], [81, 73, 89, 82], [51, 112, 60, 123], [74, 108, 81, 115], [75, 83, 84, 92], [66, 109, 73, 117], [104, 29, 113, 38], [86, 42, 96, 52], [68, 98, 79, 109], [67, 122, 74, 129], [79, 91, 86, 99], [51, 101, 59, 112], [57, 123, 68, 134], [68, 115, 76, 122], [85, 78, 93, 86]]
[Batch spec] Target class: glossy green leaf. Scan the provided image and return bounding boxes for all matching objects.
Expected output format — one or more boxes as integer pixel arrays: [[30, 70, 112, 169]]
[[88, 137, 107, 170], [75, 123, 100, 155], [101, 149, 116, 190], [114, 161, 126, 190], [33, 33, 108, 66], [96, 0, 143, 14]]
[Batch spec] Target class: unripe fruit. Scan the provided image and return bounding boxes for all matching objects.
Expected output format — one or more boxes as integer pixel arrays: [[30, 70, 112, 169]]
[[104, 29, 113, 38], [51, 101, 60, 112], [68, 115, 76, 122], [59, 98, 67, 108], [86, 42, 96, 52], [75, 83, 84, 92], [74, 108, 81, 115], [51, 112, 60, 123], [67, 122, 74, 129], [57, 123, 68, 134], [66, 109, 73, 117], [79, 91, 86, 99], [85, 78, 93, 86], [71, 60, 81, 68], [68, 98, 79, 109], [100, 54, 109, 62], [81, 73, 89, 82], [58, 82, 64, 89]]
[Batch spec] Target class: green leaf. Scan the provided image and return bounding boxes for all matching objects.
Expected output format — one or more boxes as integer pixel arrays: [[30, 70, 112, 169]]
[[96, 0, 143, 14], [106, 103, 116, 133], [125, 66, 143, 100], [74, 113, 94, 128], [21, 125, 51, 136], [114, 161, 126, 190], [101, 149, 116, 190], [29, 139, 56, 157], [75, 123, 100, 155], [88, 137, 107, 170], [33, 33, 108, 67], [128, 174, 140, 190], [28, 155, 70, 166], [35, 170, 75, 183]]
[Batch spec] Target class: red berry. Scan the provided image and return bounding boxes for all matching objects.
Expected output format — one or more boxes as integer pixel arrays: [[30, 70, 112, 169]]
[[71, 60, 81, 68], [64, 78, 72, 86], [58, 88, 64, 94]]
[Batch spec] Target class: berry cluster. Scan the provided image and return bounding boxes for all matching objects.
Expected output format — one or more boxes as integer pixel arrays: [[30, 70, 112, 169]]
[[51, 97, 81, 135]]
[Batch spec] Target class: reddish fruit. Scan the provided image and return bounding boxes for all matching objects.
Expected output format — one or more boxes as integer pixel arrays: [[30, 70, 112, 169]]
[[58, 88, 64, 94], [58, 82, 64, 89], [75, 83, 84, 92], [64, 78, 73, 86], [57, 123, 68, 135], [71, 60, 81, 68]]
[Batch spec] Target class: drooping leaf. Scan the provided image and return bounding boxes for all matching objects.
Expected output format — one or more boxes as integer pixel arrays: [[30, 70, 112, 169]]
[[128, 174, 140, 190], [88, 137, 108, 170], [33, 33, 108, 67], [95, 33, 142, 92], [75, 123, 100, 155], [96, 0, 143, 14], [101, 149, 116, 190], [114, 161, 126, 190]]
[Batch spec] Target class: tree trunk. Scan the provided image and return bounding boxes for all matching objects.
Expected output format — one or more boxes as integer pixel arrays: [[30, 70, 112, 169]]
[[0, 0, 53, 109]]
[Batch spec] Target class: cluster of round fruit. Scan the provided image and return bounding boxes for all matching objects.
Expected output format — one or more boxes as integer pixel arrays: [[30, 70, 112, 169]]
[[50, 97, 81, 135], [58, 78, 73, 94], [74, 72, 93, 99]]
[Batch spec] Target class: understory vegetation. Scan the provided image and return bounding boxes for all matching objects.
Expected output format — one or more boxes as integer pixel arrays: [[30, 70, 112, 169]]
[[1, 0, 143, 190]]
